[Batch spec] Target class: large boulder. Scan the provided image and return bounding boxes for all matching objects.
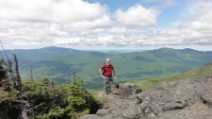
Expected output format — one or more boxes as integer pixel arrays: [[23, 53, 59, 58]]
[[136, 76, 212, 119], [109, 82, 142, 98], [81, 77, 212, 119]]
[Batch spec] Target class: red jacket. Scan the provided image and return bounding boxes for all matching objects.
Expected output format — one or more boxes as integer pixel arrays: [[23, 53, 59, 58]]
[[100, 64, 114, 77]]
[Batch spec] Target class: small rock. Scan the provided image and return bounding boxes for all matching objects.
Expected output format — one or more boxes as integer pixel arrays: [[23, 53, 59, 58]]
[[96, 109, 111, 116], [80, 114, 99, 119]]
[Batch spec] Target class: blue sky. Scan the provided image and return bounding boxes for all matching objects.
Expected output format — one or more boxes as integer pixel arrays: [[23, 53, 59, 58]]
[[91, 0, 187, 27], [0, 0, 212, 51], [92, 0, 142, 12], [157, 0, 187, 27]]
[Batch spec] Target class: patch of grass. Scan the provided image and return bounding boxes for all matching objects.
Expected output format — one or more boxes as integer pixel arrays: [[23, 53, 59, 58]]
[[135, 63, 212, 90]]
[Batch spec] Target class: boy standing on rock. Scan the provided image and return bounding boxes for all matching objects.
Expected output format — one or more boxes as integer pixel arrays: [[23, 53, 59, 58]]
[[99, 58, 119, 94]]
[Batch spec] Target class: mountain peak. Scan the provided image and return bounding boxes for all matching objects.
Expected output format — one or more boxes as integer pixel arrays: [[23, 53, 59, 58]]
[[41, 46, 74, 50], [158, 47, 197, 52]]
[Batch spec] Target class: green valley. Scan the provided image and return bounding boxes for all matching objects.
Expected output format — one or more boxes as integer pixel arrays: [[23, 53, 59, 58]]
[[3, 47, 212, 89]]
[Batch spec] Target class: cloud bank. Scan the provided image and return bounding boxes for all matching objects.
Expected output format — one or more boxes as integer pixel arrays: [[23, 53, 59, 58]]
[[0, 0, 212, 50], [115, 5, 159, 26]]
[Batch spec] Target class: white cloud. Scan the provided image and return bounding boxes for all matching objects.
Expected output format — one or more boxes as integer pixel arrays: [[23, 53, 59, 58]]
[[108, 27, 127, 34], [0, 0, 111, 49], [115, 5, 159, 26], [49, 23, 69, 36], [0, 0, 212, 50], [53, 37, 81, 46], [0, 0, 109, 24], [66, 15, 111, 30], [178, 0, 212, 45]]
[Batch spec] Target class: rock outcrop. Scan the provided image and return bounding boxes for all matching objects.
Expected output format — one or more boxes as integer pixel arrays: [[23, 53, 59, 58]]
[[80, 77, 212, 119]]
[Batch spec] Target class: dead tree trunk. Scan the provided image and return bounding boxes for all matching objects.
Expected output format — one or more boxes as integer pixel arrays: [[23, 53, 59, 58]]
[[13, 54, 22, 92], [29, 64, 33, 82], [72, 70, 76, 80]]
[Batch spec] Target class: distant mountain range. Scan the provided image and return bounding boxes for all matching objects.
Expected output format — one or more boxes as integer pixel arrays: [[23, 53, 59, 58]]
[[3, 47, 212, 89]]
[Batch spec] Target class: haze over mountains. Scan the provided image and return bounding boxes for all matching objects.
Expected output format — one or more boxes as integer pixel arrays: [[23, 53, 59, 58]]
[[3, 47, 212, 89]]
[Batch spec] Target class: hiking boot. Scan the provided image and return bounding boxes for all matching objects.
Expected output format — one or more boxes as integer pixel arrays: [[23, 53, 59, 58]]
[[116, 84, 119, 89]]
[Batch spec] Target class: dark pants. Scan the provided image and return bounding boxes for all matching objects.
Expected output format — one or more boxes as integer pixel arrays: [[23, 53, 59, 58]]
[[104, 76, 119, 94]]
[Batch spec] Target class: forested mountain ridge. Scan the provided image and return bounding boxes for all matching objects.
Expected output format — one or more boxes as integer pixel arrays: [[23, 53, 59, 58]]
[[3, 47, 212, 89]]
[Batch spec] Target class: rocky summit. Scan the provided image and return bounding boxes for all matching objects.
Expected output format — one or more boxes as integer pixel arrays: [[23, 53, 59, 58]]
[[80, 77, 212, 119]]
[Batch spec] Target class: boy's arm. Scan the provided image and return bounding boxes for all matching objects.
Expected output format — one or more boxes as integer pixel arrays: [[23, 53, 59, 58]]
[[99, 68, 105, 79], [99, 68, 102, 75], [113, 69, 117, 80]]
